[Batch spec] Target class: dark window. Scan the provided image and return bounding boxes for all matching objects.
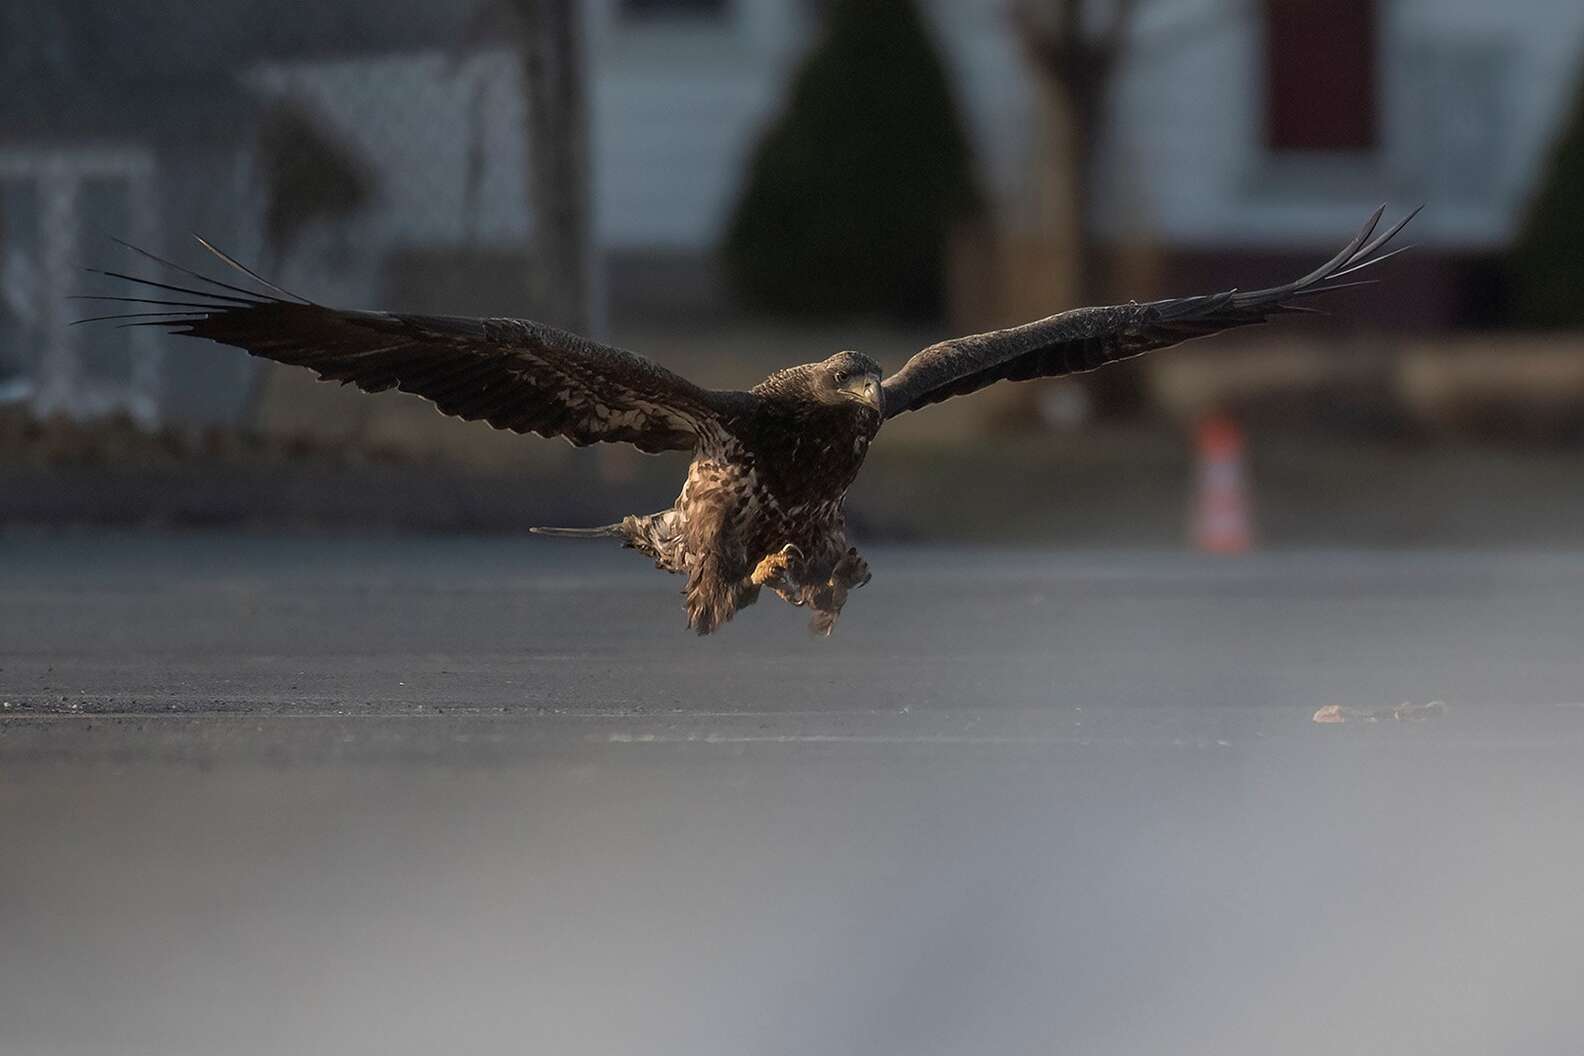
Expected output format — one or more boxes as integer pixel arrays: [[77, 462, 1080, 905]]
[[619, 0, 729, 19], [1263, 0, 1378, 152]]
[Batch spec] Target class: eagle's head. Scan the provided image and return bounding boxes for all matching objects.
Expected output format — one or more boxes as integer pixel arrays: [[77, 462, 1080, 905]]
[[813, 351, 884, 413]]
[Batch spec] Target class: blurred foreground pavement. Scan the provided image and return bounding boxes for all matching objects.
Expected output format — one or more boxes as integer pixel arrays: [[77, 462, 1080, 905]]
[[2, 535, 1582, 1054]]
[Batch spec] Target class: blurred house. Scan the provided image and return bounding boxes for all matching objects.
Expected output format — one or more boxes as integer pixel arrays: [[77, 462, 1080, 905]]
[[584, 0, 1584, 332], [1090, 0, 1584, 330], [2, 0, 1582, 430]]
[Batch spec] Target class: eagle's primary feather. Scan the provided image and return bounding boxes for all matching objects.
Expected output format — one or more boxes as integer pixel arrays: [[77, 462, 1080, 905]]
[[79, 207, 1415, 634], [880, 204, 1420, 417]]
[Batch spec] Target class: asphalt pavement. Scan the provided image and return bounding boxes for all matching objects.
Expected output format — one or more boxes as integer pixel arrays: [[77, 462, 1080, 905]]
[[2, 533, 1582, 1055]]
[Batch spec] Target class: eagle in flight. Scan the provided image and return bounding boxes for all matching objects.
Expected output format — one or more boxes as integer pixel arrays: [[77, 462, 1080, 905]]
[[81, 206, 1415, 635]]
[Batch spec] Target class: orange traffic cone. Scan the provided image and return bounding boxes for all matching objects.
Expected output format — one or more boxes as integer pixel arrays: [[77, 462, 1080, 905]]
[[1192, 415, 1253, 554]]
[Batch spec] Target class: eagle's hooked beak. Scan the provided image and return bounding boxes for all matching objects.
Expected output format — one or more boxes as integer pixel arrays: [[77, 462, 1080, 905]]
[[846, 375, 883, 413]]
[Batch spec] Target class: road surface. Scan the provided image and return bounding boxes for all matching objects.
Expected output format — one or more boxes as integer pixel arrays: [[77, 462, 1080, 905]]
[[3, 534, 1582, 1055]]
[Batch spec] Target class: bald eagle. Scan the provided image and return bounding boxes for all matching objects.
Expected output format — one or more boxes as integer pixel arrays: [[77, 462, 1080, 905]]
[[79, 206, 1416, 634]]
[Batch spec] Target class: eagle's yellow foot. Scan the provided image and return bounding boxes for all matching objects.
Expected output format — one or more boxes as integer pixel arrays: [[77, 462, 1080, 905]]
[[751, 543, 802, 589]]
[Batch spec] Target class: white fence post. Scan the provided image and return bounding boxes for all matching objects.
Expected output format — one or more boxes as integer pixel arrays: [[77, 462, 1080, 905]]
[[0, 148, 163, 425], [30, 155, 81, 420]]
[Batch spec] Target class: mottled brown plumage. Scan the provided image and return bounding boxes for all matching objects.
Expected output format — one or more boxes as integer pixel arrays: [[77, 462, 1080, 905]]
[[80, 207, 1415, 634]]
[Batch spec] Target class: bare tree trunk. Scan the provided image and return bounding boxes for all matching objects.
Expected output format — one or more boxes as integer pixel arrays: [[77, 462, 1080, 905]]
[[1062, 72, 1104, 305], [1014, 0, 1132, 306], [512, 0, 592, 334], [1015, 0, 1145, 417]]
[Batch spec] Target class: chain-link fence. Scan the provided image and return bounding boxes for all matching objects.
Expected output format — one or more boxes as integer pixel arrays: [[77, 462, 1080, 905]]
[[0, 0, 575, 429]]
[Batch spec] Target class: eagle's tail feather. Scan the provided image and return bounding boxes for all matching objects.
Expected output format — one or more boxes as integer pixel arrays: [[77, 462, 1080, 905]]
[[529, 524, 626, 539], [532, 511, 682, 574]]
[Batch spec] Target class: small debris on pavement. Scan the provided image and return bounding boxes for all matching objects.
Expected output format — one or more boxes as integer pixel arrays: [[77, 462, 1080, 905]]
[[1314, 700, 1449, 725], [1394, 700, 1448, 721]]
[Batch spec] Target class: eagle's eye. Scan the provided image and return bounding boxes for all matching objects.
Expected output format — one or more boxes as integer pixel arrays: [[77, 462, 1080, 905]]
[[833, 369, 850, 385]]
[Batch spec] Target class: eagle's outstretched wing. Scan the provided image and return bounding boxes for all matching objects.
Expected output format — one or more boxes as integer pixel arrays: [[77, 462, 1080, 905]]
[[76, 240, 749, 453], [881, 205, 1419, 419]]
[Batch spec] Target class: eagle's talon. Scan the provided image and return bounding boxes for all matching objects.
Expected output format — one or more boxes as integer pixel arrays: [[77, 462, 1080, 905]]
[[751, 547, 799, 589], [832, 550, 870, 590]]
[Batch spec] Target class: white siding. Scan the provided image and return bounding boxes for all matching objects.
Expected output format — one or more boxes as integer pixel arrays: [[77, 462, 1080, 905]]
[[587, 0, 1039, 252], [921, 0, 1039, 225], [589, 0, 1584, 255], [1095, 0, 1584, 250], [592, 62, 793, 248], [589, 0, 811, 250]]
